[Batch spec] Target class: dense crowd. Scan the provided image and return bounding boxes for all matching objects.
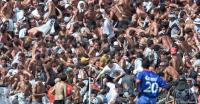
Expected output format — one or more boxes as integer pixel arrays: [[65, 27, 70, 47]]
[[1, 0, 200, 104]]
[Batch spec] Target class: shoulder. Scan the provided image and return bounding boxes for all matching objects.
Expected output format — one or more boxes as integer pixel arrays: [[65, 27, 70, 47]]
[[113, 63, 121, 67], [103, 65, 109, 70], [136, 71, 146, 78]]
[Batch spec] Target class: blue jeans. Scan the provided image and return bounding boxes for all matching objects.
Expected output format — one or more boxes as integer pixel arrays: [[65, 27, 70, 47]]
[[136, 95, 156, 104]]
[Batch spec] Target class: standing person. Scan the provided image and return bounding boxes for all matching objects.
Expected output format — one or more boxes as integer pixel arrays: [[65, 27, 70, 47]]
[[51, 74, 67, 104], [135, 59, 168, 104], [31, 80, 46, 104], [170, 46, 183, 73], [15, 74, 32, 104]]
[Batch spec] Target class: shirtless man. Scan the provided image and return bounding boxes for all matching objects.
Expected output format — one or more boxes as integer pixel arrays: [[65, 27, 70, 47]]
[[163, 62, 179, 81], [15, 74, 32, 104], [170, 46, 183, 73], [1, 0, 12, 21], [177, 37, 192, 53], [52, 75, 67, 104], [148, 14, 158, 36], [110, 0, 133, 21], [28, 0, 60, 36], [31, 80, 46, 104], [158, 34, 173, 51]]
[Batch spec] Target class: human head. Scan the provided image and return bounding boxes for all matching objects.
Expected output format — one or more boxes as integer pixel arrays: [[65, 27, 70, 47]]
[[107, 59, 114, 68], [142, 59, 151, 69]]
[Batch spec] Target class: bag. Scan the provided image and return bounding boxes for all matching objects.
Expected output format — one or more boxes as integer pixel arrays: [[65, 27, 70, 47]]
[[172, 89, 190, 100]]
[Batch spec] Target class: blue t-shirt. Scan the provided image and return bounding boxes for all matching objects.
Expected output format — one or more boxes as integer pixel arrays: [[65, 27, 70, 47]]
[[136, 70, 168, 98]]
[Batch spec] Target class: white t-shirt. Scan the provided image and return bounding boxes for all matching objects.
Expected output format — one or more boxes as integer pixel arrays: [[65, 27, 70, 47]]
[[102, 18, 115, 39], [133, 58, 143, 74], [100, 8, 115, 39], [100, 63, 124, 78], [106, 82, 118, 103]]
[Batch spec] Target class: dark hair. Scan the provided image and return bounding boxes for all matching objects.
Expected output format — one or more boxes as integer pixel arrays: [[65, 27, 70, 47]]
[[159, 4, 166, 12], [149, 14, 155, 21], [153, 45, 160, 51], [179, 37, 185, 41], [142, 59, 151, 69], [179, 19, 185, 24], [160, 21, 169, 29], [196, 53, 200, 59], [184, 28, 192, 33], [195, 7, 200, 14], [179, 11, 186, 18], [52, 0, 59, 5], [136, 52, 143, 58], [136, 1, 142, 7], [196, 0, 200, 6], [60, 74, 67, 81], [147, 39, 153, 47]]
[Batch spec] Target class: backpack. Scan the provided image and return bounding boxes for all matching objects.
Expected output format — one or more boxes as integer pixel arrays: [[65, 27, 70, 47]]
[[172, 89, 190, 100], [172, 88, 196, 103]]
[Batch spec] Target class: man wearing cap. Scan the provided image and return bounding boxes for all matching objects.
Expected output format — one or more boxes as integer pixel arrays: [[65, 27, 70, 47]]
[[170, 46, 183, 73]]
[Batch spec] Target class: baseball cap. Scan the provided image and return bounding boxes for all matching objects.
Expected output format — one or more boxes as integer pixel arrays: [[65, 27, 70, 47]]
[[170, 47, 177, 55], [80, 57, 90, 64]]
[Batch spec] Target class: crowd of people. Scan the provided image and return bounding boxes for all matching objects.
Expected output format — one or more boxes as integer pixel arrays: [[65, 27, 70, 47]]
[[1, 0, 200, 104]]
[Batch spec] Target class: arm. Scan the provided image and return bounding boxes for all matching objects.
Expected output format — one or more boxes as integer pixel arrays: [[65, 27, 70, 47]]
[[46, 1, 53, 19], [11, 79, 18, 89], [56, 7, 63, 19], [15, 82, 21, 93], [50, 86, 55, 95], [153, 23, 158, 36], [44, 64, 50, 84], [1, 2, 8, 14], [163, 69, 168, 81], [114, 67, 125, 82], [135, 79, 141, 91], [22, 0, 31, 5], [96, 67, 106, 81], [135, 72, 143, 91], [171, 59, 177, 70], [127, 27, 146, 34], [31, 43, 38, 62], [32, 85, 45, 97], [158, 76, 168, 90], [63, 83, 67, 98]]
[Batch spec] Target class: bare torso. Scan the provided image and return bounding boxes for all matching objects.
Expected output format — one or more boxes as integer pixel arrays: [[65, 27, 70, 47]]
[[32, 82, 46, 102], [54, 81, 66, 100], [164, 66, 179, 81], [171, 55, 182, 72], [161, 35, 172, 50], [17, 81, 32, 97]]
